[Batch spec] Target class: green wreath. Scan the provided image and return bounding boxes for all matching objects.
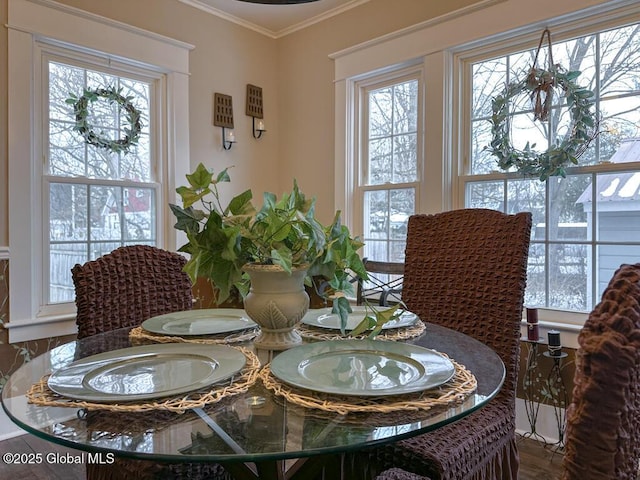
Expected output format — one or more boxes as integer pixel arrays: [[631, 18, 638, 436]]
[[487, 66, 596, 181], [66, 87, 142, 155]]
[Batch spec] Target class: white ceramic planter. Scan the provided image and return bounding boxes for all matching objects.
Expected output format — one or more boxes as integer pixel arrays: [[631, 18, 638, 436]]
[[243, 264, 310, 350]]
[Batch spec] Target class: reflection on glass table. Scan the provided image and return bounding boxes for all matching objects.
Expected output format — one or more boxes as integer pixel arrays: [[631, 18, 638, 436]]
[[2, 323, 505, 480]]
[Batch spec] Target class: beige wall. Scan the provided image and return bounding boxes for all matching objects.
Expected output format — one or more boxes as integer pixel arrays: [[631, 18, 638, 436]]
[[0, 0, 281, 247], [276, 0, 487, 222]]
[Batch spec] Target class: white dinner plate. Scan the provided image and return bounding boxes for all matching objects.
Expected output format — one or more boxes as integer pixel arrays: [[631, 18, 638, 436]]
[[270, 339, 455, 396], [141, 309, 258, 336], [301, 306, 418, 331], [47, 343, 246, 402]]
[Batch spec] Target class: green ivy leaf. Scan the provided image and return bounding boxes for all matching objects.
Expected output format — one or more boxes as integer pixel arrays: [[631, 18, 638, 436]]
[[169, 203, 203, 233], [216, 168, 231, 184], [271, 248, 293, 273], [186, 163, 214, 190], [349, 314, 377, 337], [176, 185, 211, 209], [227, 189, 254, 216], [332, 296, 353, 336]]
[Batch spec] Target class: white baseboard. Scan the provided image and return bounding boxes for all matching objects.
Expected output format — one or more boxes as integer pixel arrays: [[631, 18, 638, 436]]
[[515, 398, 563, 445], [0, 408, 24, 441]]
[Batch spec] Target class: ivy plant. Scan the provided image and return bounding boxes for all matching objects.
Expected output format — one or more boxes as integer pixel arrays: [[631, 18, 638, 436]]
[[170, 163, 370, 333]]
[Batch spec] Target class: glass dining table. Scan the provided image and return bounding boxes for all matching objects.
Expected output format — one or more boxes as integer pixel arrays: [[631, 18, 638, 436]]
[[1, 320, 505, 480]]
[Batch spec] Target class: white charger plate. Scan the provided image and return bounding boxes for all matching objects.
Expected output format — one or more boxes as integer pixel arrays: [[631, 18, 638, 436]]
[[141, 309, 257, 336], [47, 343, 246, 402], [301, 306, 417, 331], [270, 339, 455, 397]]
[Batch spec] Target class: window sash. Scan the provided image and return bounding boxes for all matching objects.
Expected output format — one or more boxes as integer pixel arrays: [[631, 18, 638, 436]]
[[42, 53, 162, 308], [7, 0, 193, 341], [354, 69, 423, 262], [43, 175, 161, 305], [459, 20, 640, 313]]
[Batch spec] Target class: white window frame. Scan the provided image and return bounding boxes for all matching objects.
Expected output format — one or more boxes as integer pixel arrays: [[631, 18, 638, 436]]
[[332, 0, 639, 334], [43, 46, 163, 308], [454, 6, 640, 328], [353, 67, 424, 259], [333, 56, 444, 235], [6, 0, 194, 342]]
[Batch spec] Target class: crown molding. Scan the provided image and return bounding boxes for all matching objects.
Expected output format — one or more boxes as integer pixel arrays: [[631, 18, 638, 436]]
[[329, 0, 505, 59], [12, 0, 195, 50], [178, 0, 369, 39], [277, 0, 369, 38]]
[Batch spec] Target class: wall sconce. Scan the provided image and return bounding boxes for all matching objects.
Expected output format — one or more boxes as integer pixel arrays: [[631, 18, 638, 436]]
[[246, 84, 266, 139], [222, 128, 236, 150], [213, 93, 236, 150]]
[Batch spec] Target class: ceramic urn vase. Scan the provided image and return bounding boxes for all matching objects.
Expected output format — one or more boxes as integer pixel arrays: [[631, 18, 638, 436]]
[[242, 264, 310, 350]]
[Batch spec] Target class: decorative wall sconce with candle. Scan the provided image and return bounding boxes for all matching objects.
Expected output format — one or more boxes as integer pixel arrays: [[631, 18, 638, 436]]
[[246, 84, 266, 139], [213, 93, 236, 150]]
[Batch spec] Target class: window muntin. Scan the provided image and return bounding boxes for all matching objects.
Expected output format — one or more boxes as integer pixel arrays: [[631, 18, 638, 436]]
[[464, 23, 640, 313], [359, 75, 421, 263], [46, 59, 158, 304]]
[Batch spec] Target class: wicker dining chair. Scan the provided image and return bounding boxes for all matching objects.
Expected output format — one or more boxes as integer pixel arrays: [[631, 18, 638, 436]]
[[561, 263, 640, 480], [356, 258, 404, 307], [72, 244, 231, 480], [346, 208, 532, 480], [72, 244, 193, 339]]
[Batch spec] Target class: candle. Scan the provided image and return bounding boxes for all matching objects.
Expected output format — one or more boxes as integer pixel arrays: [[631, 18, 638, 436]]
[[256, 119, 265, 131], [548, 330, 562, 356], [526, 307, 539, 341], [226, 130, 235, 143]]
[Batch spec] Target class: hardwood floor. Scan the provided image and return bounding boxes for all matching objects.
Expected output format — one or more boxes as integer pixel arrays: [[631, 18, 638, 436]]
[[517, 433, 564, 480], [0, 432, 561, 479], [0, 433, 85, 479]]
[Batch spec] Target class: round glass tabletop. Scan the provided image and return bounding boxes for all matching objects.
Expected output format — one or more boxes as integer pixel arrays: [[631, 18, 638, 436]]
[[1, 322, 504, 470]]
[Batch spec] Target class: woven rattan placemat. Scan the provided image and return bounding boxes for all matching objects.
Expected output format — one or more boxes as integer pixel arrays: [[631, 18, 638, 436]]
[[130, 317, 424, 345], [128, 325, 259, 345], [259, 354, 477, 415], [26, 347, 260, 414], [296, 320, 426, 342]]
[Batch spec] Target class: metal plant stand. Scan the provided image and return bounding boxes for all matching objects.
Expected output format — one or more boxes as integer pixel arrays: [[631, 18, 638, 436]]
[[542, 350, 569, 451], [520, 339, 570, 451], [520, 339, 547, 443]]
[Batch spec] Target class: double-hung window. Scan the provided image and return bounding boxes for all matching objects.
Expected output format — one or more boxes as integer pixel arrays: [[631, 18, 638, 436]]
[[356, 70, 423, 263], [461, 21, 640, 313], [7, 0, 192, 341], [47, 56, 159, 304]]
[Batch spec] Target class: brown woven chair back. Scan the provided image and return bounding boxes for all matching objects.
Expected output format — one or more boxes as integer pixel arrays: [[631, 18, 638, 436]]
[[561, 263, 640, 480], [403, 209, 532, 410], [71, 244, 193, 338]]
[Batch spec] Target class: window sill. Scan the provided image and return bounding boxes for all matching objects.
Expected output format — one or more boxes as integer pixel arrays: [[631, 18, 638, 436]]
[[5, 315, 77, 343], [519, 317, 583, 350]]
